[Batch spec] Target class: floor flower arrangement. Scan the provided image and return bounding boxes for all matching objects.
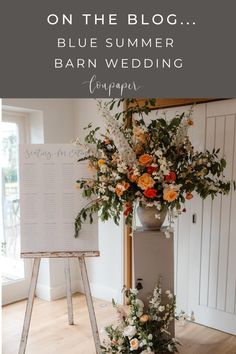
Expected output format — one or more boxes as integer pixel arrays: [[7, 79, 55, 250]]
[[100, 282, 178, 353], [74, 99, 233, 236]]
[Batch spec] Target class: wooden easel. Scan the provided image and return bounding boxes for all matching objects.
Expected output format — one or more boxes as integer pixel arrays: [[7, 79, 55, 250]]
[[19, 251, 101, 354]]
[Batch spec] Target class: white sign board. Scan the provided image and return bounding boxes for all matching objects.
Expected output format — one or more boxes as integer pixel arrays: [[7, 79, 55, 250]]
[[19, 144, 98, 253]]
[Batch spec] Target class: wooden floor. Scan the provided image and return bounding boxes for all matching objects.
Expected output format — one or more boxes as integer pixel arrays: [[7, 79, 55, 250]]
[[2, 293, 236, 354]]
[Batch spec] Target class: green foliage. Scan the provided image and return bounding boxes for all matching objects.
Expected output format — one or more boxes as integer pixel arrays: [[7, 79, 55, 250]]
[[74, 99, 235, 237]]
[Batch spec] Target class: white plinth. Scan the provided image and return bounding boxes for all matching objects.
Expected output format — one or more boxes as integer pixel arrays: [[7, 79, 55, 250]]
[[133, 228, 175, 335], [133, 228, 174, 295]]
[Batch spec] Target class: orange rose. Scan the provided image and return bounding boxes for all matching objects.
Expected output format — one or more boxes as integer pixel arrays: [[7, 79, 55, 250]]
[[115, 181, 130, 197], [186, 192, 193, 200], [98, 159, 105, 167], [130, 338, 139, 351], [163, 188, 178, 202], [139, 314, 150, 323], [139, 154, 153, 166], [138, 173, 155, 190]]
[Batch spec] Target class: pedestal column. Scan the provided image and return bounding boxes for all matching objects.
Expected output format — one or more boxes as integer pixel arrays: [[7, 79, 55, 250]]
[[133, 228, 174, 335]]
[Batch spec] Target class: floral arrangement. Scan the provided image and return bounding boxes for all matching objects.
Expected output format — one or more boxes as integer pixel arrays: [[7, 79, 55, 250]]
[[100, 282, 178, 353], [74, 99, 233, 236]]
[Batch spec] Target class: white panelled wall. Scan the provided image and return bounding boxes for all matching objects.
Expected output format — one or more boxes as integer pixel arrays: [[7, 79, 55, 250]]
[[154, 99, 236, 335]]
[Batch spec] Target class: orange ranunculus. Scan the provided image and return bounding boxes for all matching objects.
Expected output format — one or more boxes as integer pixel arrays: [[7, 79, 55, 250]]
[[115, 181, 130, 197], [139, 154, 153, 166], [186, 192, 193, 200], [144, 188, 157, 198], [138, 173, 155, 190], [139, 314, 150, 323], [163, 188, 178, 202], [123, 182, 130, 190], [98, 159, 105, 167], [128, 172, 138, 182], [165, 171, 176, 182], [187, 118, 194, 126], [130, 338, 139, 351]]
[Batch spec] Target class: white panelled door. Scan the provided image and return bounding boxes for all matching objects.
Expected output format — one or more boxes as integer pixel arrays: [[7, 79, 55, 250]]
[[139, 100, 236, 334], [187, 99, 236, 335]]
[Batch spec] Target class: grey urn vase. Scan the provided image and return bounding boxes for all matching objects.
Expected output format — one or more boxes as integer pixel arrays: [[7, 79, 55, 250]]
[[137, 205, 167, 230]]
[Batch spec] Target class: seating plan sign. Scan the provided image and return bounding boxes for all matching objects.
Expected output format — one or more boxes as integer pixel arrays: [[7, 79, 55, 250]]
[[19, 144, 98, 253]]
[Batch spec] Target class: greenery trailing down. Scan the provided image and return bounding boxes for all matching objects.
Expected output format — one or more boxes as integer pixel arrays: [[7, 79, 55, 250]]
[[74, 99, 235, 237]]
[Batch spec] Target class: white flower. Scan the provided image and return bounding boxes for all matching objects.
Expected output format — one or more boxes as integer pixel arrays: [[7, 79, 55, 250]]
[[101, 106, 137, 165], [98, 186, 106, 194], [148, 334, 153, 340], [165, 290, 174, 299], [108, 186, 115, 192], [117, 162, 128, 173], [140, 350, 155, 354], [165, 231, 171, 239], [123, 325, 136, 338], [130, 288, 139, 295], [158, 305, 165, 312], [102, 195, 109, 201], [100, 164, 108, 173], [136, 299, 144, 308], [155, 150, 163, 158], [168, 344, 173, 352], [135, 299, 144, 317]]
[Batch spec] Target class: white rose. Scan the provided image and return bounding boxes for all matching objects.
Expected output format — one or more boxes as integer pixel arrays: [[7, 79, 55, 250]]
[[158, 305, 165, 312], [136, 299, 144, 317], [123, 325, 136, 338]]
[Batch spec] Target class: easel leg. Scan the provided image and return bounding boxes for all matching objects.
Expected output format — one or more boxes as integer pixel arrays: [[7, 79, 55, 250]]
[[64, 258, 74, 325], [18, 258, 41, 354], [78, 257, 101, 354]]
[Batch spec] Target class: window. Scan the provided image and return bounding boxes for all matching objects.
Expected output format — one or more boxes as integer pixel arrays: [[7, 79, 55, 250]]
[[1, 111, 31, 304]]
